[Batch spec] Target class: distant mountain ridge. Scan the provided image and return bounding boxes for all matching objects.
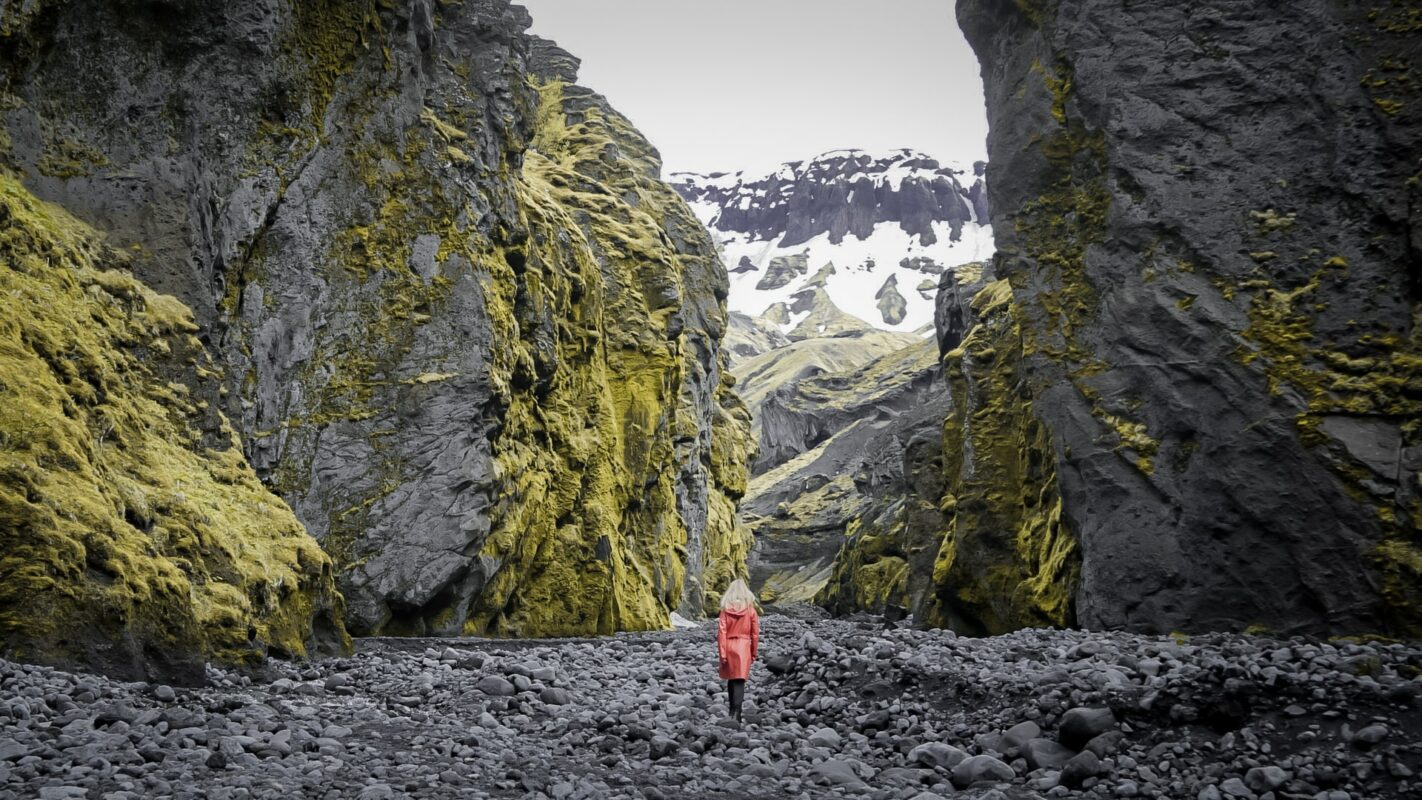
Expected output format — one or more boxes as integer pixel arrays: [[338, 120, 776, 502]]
[[672, 148, 994, 333]]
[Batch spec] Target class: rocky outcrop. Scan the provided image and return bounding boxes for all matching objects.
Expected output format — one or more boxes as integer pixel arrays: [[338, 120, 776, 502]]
[[755, 254, 809, 291], [0, 0, 752, 649], [923, 274, 1077, 633], [903, 0, 1421, 636], [0, 175, 347, 682], [675, 149, 995, 334], [723, 311, 790, 365], [875, 275, 908, 326], [817, 264, 1002, 622], [675, 149, 987, 248]]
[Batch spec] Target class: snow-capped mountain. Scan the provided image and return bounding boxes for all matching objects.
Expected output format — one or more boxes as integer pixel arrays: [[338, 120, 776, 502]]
[[672, 148, 994, 335]]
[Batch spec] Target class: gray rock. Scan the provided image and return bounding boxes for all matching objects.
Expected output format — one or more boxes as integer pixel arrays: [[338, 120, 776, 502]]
[[1085, 730, 1127, 758], [1000, 721, 1041, 756], [1353, 724, 1388, 745], [649, 736, 678, 760], [0, 0, 750, 665], [808, 727, 842, 750], [475, 676, 516, 697], [951, 755, 1016, 788], [1245, 766, 1289, 792], [908, 741, 969, 770], [1059, 707, 1117, 749], [1220, 777, 1252, 798], [955, 0, 1422, 638], [1059, 751, 1104, 790], [322, 725, 353, 740], [809, 758, 871, 792], [1022, 738, 1075, 772]]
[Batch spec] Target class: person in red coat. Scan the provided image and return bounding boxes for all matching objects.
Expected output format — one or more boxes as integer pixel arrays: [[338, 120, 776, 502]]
[[716, 578, 760, 722]]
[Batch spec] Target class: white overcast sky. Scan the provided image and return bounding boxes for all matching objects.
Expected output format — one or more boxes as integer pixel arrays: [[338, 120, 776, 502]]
[[517, 0, 989, 176]]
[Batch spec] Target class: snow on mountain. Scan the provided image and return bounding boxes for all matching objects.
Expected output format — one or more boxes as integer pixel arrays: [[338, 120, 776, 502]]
[[672, 148, 994, 334]]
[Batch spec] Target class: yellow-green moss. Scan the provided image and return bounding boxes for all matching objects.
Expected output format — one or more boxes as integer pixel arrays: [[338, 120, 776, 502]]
[[36, 135, 108, 179], [0, 172, 348, 674], [923, 280, 1079, 632], [818, 519, 914, 615], [449, 77, 752, 634], [1237, 266, 1422, 634], [282, 0, 385, 135]]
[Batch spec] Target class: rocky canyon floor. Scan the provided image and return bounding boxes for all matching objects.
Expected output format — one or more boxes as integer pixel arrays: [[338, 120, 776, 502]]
[[2, 616, 1420, 800]]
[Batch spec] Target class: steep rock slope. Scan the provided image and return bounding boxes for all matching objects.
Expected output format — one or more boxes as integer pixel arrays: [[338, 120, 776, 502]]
[[907, 0, 1422, 636], [0, 174, 346, 682], [742, 340, 946, 604], [733, 329, 922, 434], [674, 149, 994, 333], [0, 1, 751, 639]]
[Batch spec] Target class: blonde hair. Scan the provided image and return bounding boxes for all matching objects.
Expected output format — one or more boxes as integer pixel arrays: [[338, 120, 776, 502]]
[[720, 578, 756, 611]]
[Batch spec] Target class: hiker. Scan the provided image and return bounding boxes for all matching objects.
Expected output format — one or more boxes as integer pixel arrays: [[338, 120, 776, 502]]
[[716, 578, 760, 722]]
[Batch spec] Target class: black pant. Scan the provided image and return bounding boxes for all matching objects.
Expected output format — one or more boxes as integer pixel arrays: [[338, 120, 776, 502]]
[[727, 679, 745, 720]]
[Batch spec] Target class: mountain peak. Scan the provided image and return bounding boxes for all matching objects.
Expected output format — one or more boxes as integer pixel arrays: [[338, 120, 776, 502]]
[[674, 149, 994, 333]]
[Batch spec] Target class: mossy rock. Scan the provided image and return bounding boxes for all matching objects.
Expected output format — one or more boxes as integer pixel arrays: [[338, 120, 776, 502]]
[[0, 173, 348, 682]]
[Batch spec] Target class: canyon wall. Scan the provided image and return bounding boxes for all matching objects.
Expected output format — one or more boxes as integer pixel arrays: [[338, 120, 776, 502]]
[[0, 0, 752, 676], [832, 0, 1421, 637]]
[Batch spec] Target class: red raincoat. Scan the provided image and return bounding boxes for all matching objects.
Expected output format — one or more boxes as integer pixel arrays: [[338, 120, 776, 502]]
[[717, 606, 760, 680]]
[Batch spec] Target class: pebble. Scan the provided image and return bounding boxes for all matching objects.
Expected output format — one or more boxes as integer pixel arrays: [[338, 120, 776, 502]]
[[0, 617, 1415, 799], [1221, 776, 1252, 797]]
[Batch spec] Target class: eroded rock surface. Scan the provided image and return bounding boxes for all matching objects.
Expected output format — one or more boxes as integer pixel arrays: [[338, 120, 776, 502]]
[[0, 175, 346, 683], [945, 0, 1422, 636], [0, 0, 751, 646], [828, 0, 1422, 637], [744, 341, 946, 606]]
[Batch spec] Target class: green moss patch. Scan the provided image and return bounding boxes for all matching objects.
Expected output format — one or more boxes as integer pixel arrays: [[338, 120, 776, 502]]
[[0, 173, 348, 679]]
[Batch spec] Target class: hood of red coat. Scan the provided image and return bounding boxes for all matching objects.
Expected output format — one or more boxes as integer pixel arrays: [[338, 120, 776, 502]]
[[721, 605, 755, 618]]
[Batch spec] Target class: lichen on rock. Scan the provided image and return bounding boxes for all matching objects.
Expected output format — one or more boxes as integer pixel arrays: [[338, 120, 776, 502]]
[[0, 173, 347, 682], [943, 0, 1422, 636], [0, 0, 752, 650]]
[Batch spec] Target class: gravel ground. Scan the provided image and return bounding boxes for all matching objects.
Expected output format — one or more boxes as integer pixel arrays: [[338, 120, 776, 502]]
[[1, 616, 1420, 799]]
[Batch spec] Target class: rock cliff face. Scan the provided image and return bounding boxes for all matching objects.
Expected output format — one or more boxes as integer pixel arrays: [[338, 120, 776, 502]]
[[1, 0, 751, 655], [743, 339, 946, 605], [0, 174, 347, 683], [826, 0, 1422, 637], [676, 150, 988, 249]]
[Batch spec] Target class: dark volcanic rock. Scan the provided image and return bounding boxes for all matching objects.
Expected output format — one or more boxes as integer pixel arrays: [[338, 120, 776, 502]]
[[755, 254, 810, 291], [1059, 707, 1117, 750], [878, 0, 1422, 637], [0, 0, 754, 649], [744, 341, 948, 606], [674, 149, 987, 248], [2, 622, 1421, 798]]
